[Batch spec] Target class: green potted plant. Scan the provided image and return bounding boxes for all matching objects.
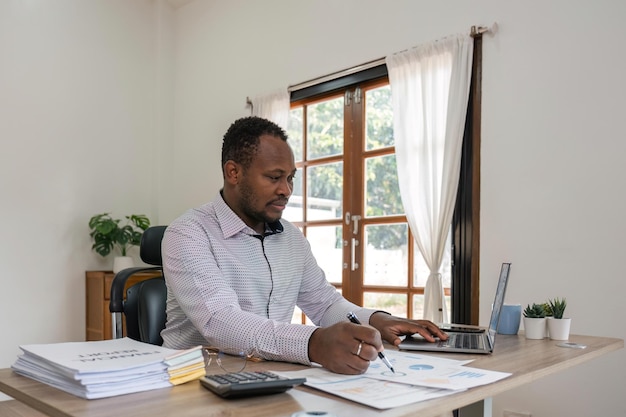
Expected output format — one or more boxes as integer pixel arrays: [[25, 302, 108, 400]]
[[546, 297, 570, 340], [523, 303, 547, 339], [88, 213, 150, 273], [548, 297, 567, 319], [541, 302, 553, 317], [523, 303, 546, 318]]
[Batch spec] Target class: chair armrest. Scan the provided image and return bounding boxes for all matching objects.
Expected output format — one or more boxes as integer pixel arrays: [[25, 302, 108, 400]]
[[109, 266, 162, 313]]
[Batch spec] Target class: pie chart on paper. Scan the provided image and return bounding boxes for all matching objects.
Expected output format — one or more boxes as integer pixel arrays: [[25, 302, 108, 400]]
[[409, 364, 434, 371]]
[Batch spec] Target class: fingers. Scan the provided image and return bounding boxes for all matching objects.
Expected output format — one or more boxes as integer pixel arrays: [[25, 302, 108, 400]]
[[309, 318, 449, 375], [351, 339, 378, 361], [410, 320, 449, 341], [348, 340, 375, 373], [328, 336, 375, 374], [408, 325, 444, 342], [347, 324, 382, 362], [308, 323, 381, 375], [350, 323, 384, 353], [371, 315, 449, 345]]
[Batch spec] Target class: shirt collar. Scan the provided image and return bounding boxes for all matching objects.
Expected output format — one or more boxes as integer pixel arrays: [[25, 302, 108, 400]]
[[215, 191, 284, 238]]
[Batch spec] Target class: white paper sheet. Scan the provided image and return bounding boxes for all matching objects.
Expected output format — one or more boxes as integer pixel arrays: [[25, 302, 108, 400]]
[[273, 367, 464, 409], [364, 350, 511, 390], [274, 351, 510, 409]]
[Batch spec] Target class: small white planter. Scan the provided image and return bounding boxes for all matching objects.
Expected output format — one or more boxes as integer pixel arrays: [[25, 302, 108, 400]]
[[523, 317, 547, 339], [547, 317, 571, 340], [113, 256, 134, 274]]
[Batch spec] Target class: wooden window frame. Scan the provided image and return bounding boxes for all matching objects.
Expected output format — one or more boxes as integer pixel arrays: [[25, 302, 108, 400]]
[[289, 36, 482, 323]]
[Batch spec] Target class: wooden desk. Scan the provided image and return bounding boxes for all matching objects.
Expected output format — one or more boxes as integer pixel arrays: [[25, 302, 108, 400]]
[[0, 334, 622, 417]]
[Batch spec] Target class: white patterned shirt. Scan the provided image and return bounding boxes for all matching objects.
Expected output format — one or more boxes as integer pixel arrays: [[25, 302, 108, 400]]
[[161, 192, 376, 366]]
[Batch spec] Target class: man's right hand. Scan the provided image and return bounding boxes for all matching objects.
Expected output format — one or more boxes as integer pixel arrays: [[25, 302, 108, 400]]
[[307, 321, 383, 374]]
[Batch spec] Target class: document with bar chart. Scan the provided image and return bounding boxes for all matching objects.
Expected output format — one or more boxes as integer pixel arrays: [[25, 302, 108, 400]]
[[364, 350, 511, 390], [274, 350, 511, 408]]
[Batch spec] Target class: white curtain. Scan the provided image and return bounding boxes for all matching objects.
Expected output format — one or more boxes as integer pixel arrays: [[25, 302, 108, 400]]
[[386, 33, 473, 323], [250, 89, 290, 131]]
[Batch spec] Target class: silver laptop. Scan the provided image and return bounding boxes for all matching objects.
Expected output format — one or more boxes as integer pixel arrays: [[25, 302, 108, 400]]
[[398, 262, 511, 354]]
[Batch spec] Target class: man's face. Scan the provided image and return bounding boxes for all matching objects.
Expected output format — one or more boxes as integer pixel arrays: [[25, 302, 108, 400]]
[[235, 134, 296, 230]]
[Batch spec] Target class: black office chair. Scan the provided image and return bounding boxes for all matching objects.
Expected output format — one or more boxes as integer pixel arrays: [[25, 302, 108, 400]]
[[109, 225, 168, 346]]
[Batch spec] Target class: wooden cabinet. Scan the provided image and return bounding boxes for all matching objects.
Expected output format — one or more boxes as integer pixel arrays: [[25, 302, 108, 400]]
[[85, 270, 162, 341]]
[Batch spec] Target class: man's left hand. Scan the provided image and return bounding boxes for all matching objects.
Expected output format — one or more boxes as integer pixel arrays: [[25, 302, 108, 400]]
[[368, 312, 448, 346]]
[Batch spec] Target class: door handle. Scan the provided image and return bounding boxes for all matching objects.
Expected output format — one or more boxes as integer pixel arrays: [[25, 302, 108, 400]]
[[351, 238, 359, 271]]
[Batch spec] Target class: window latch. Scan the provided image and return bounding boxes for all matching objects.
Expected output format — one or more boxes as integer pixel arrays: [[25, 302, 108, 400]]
[[353, 87, 362, 104], [344, 90, 352, 106]]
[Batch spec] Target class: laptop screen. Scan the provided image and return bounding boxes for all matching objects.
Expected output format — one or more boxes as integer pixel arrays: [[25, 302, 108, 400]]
[[487, 263, 512, 335]]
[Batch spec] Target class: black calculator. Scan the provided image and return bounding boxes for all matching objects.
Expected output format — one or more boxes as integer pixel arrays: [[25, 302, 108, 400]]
[[199, 371, 306, 398]]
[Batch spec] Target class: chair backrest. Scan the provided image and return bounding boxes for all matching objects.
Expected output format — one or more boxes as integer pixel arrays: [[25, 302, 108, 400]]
[[140, 225, 167, 266], [109, 225, 168, 345], [125, 277, 167, 346]]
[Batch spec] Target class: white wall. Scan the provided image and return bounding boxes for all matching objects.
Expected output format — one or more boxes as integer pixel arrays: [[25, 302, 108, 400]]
[[0, 0, 174, 400], [1, 0, 624, 416], [169, 1, 626, 416]]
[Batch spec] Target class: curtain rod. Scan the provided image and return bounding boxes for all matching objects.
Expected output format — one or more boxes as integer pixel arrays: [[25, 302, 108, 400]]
[[471, 22, 498, 37], [287, 23, 497, 94], [287, 58, 386, 93]]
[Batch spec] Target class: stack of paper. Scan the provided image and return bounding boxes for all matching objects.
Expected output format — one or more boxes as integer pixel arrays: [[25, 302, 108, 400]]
[[164, 345, 206, 385], [273, 350, 512, 409], [11, 337, 205, 399]]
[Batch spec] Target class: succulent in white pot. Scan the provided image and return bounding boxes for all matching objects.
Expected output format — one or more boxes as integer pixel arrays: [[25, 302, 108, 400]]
[[546, 297, 571, 340], [522, 303, 547, 339]]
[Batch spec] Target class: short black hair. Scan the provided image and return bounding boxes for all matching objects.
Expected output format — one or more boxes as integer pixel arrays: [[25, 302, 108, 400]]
[[221, 116, 289, 173]]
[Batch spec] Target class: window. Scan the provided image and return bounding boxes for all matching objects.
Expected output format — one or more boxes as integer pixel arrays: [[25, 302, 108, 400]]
[[286, 37, 481, 324]]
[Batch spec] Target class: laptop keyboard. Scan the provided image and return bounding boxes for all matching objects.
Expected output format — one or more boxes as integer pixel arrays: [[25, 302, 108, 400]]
[[442, 333, 484, 350]]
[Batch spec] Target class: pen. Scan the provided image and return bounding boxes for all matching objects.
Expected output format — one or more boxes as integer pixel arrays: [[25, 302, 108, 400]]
[[347, 312, 395, 373]]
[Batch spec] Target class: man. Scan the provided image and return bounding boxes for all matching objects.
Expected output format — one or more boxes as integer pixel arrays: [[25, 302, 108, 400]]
[[162, 116, 447, 374]]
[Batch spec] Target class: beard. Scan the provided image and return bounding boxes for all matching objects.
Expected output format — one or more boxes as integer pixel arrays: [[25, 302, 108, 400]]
[[238, 180, 283, 224]]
